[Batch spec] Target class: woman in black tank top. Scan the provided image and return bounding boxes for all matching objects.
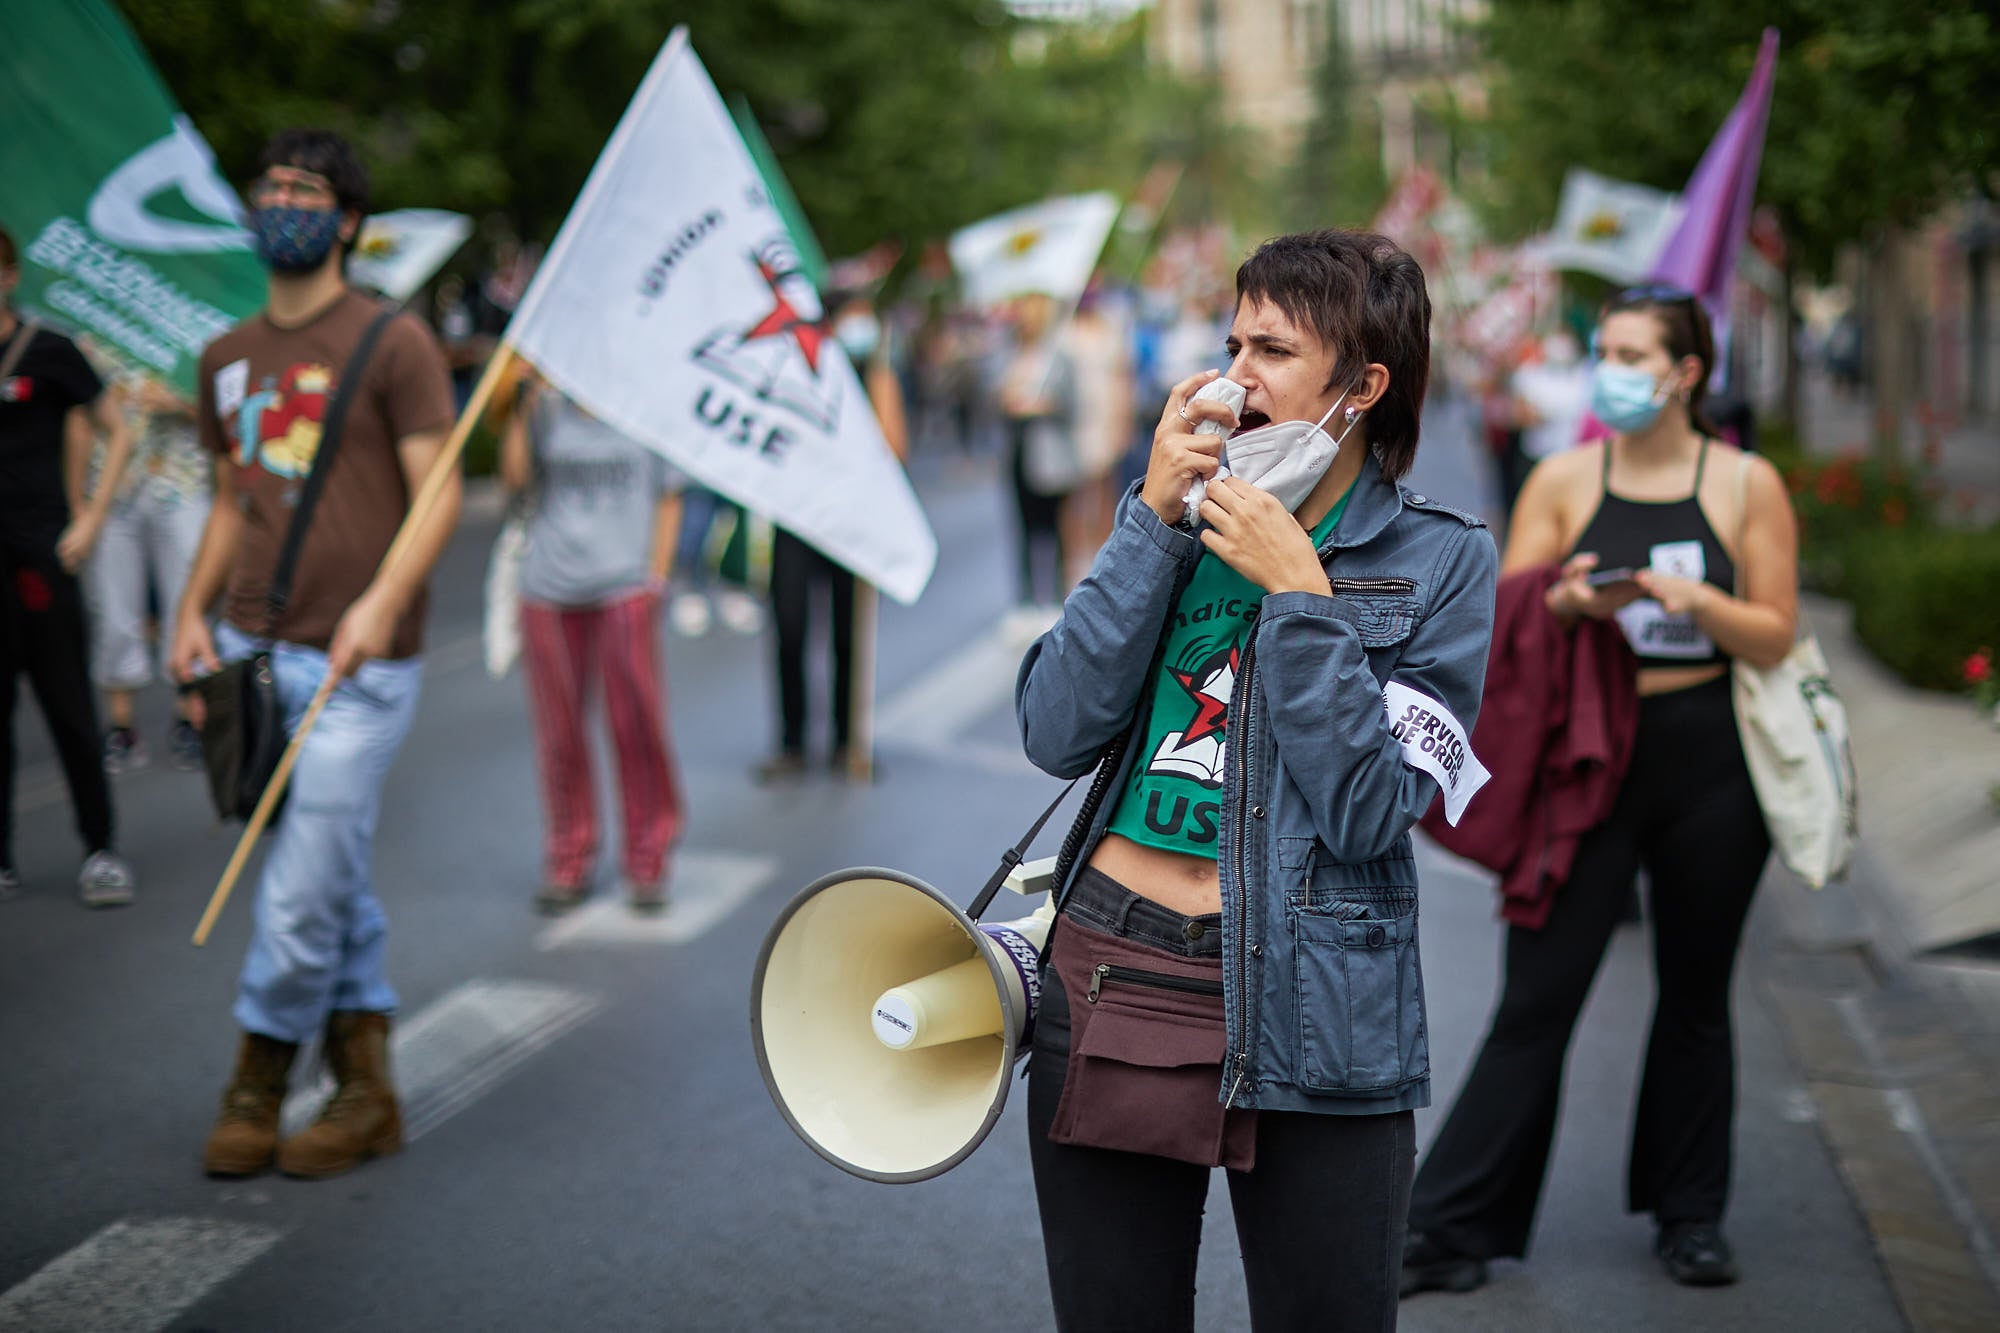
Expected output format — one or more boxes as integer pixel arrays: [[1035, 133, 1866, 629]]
[[1403, 288, 1801, 1295]]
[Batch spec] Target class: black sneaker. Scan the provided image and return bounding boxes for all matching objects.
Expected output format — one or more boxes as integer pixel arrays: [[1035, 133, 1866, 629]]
[[1400, 1231, 1488, 1298], [169, 718, 205, 772], [103, 726, 147, 774], [1657, 1221, 1739, 1286]]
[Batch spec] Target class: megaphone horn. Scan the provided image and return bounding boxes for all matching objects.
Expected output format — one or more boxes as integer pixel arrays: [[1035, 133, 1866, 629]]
[[750, 867, 1054, 1183]]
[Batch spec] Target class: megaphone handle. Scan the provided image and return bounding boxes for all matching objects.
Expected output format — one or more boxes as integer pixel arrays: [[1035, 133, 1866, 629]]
[[967, 776, 1081, 921]]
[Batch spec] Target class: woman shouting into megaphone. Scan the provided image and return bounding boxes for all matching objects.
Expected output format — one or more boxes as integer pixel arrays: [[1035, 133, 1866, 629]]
[[1016, 230, 1498, 1333]]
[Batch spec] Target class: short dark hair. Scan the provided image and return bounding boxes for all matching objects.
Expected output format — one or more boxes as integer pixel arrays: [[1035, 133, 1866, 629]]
[[1234, 229, 1432, 481], [1601, 286, 1720, 436], [0, 226, 16, 270], [256, 128, 370, 219]]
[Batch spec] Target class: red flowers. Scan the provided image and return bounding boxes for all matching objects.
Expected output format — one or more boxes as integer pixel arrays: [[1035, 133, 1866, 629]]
[[1967, 649, 1993, 686]]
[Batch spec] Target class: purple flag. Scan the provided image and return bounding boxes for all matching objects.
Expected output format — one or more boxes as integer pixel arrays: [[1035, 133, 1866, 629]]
[[1650, 28, 1781, 321]]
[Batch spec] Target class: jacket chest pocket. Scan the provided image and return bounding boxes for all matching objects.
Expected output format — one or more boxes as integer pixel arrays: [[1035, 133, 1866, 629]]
[[1290, 903, 1428, 1093], [1329, 578, 1419, 648]]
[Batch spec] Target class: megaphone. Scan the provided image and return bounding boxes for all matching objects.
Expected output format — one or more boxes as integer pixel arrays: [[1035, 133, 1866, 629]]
[[751, 865, 1056, 1182]]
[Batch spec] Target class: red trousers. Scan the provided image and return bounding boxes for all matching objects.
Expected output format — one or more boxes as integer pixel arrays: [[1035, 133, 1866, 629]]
[[520, 592, 682, 889]]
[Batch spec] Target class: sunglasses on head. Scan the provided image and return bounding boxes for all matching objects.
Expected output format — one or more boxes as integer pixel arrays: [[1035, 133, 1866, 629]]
[[1614, 283, 1697, 306]]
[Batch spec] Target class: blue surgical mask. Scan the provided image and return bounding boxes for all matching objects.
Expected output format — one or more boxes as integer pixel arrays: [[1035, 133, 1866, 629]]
[[1589, 361, 1667, 433], [249, 206, 343, 274], [834, 312, 881, 361]]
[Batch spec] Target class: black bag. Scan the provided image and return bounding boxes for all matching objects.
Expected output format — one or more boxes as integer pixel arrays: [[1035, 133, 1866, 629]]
[[196, 306, 397, 823]]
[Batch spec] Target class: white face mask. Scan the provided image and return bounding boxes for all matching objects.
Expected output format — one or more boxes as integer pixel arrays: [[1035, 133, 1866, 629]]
[[1212, 389, 1363, 514]]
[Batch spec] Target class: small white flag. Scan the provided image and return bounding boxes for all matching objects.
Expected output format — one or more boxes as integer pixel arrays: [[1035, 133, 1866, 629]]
[[1524, 168, 1682, 286], [501, 28, 935, 603], [948, 192, 1119, 308], [349, 209, 473, 302]]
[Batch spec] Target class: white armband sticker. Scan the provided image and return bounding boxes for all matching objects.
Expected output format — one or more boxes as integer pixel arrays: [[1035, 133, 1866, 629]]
[[1382, 680, 1490, 826], [214, 358, 249, 419]]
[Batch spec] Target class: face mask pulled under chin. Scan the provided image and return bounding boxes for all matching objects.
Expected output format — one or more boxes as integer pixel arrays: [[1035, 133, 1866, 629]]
[[1188, 390, 1362, 519]]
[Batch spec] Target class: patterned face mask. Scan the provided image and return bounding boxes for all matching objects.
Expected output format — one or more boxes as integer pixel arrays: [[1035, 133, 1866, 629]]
[[249, 206, 343, 274]]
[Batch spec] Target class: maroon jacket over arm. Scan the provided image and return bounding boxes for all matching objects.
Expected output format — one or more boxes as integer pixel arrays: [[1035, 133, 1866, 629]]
[[1419, 565, 1638, 929]]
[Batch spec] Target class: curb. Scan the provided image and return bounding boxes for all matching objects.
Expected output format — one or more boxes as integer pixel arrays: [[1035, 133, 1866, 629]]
[[1756, 596, 2000, 1331]]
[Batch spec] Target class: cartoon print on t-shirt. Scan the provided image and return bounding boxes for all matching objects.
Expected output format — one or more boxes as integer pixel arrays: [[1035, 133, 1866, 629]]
[[233, 362, 333, 481], [1145, 638, 1239, 789]]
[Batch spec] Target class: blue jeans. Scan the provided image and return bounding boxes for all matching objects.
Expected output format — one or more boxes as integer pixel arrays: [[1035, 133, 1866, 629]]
[[217, 623, 422, 1043]]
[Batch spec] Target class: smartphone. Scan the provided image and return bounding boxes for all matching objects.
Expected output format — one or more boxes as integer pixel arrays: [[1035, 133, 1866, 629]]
[[1584, 567, 1641, 588]]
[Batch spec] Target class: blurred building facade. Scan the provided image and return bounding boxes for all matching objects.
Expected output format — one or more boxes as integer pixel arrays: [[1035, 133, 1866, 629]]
[[1148, 0, 1487, 172]]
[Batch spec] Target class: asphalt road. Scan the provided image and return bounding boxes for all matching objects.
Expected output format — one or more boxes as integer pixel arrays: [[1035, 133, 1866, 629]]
[[0, 430, 1905, 1331]]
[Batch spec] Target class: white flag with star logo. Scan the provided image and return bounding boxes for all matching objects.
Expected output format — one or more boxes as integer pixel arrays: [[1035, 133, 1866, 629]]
[[502, 27, 935, 603], [948, 192, 1120, 308]]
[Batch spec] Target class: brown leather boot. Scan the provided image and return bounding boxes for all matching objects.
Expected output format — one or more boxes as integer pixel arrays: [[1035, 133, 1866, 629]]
[[277, 1011, 403, 1179], [202, 1031, 299, 1177]]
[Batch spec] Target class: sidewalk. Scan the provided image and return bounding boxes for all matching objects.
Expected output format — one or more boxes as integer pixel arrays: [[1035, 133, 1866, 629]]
[[1798, 370, 2000, 523], [1755, 591, 2000, 1331]]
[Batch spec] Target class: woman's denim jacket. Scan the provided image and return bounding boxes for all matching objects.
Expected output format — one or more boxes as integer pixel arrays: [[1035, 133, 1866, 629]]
[[1016, 463, 1498, 1115]]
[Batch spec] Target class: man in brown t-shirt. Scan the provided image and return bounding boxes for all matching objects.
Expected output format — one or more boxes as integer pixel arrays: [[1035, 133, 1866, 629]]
[[169, 129, 461, 1183]]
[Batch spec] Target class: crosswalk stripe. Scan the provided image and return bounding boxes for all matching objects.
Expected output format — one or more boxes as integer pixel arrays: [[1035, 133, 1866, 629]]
[[281, 978, 601, 1140], [0, 1216, 286, 1333], [874, 623, 1022, 752], [535, 850, 778, 950]]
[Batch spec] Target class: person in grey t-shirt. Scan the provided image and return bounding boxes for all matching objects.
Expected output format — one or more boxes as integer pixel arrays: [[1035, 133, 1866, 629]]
[[499, 375, 685, 914]]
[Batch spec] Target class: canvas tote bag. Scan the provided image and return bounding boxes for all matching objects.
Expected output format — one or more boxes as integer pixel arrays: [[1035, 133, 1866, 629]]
[[1729, 454, 1859, 887]]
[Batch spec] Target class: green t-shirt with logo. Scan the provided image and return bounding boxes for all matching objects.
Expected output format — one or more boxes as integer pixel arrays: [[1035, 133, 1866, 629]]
[[1104, 487, 1353, 857]]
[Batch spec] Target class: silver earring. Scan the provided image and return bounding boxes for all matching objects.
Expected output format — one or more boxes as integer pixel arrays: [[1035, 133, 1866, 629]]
[[1344, 405, 1360, 424]]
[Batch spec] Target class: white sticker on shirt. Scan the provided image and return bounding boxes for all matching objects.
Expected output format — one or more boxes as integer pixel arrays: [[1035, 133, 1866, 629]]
[[213, 358, 249, 420], [1649, 539, 1706, 582], [1615, 600, 1715, 659], [1616, 540, 1714, 659], [1383, 680, 1491, 826]]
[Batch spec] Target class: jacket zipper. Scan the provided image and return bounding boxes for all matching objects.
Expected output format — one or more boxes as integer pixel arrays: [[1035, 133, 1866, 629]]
[[1330, 576, 1416, 595], [1087, 963, 1224, 1004], [1224, 614, 1259, 1108]]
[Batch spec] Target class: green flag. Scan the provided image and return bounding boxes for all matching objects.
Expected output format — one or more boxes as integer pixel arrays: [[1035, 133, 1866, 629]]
[[0, 0, 266, 394], [727, 96, 829, 292]]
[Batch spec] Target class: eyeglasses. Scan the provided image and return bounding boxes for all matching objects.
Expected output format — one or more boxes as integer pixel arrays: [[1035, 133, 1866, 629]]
[[1613, 283, 1697, 306], [246, 172, 337, 209]]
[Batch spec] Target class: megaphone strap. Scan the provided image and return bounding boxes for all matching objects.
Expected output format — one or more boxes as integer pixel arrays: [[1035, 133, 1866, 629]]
[[1046, 731, 1132, 918], [967, 771, 1084, 922]]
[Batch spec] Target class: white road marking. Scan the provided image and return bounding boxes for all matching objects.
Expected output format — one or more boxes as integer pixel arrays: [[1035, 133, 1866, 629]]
[[873, 623, 1038, 774], [0, 1216, 285, 1333], [281, 978, 601, 1140], [535, 850, 778, 950]]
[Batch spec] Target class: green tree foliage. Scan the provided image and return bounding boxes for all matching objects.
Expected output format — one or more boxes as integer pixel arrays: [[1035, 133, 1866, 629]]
[[1475, 0, 1999, 274], [116, 0, 1227, 264], [1284, 16, 1388, 231]]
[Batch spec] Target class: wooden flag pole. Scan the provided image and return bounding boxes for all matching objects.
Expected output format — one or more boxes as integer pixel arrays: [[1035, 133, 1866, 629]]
[[846, 580, 878, 784], [192, 341, 520, 946]]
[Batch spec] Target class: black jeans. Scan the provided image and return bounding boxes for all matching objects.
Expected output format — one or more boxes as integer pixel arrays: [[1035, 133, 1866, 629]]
[[1, 550, 114, 868], [1028, 868, 1414, 1333], [1408, 675, 1771, 1259], [769, 528, 854, 756]]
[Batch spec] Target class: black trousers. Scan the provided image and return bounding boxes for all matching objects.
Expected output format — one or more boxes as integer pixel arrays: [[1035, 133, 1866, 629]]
[[1, 551, 114, 868], [1028, 870, 1414, 1333], [1007, 422, 1066, 606], [1408, 675, 1770, 1259], [769, 529, 853, 755]]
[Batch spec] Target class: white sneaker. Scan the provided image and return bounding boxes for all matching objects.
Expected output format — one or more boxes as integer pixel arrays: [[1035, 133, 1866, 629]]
[[78, 851, 135, 909], [669, 592, 712, 637], [716, 589, 763, 635]]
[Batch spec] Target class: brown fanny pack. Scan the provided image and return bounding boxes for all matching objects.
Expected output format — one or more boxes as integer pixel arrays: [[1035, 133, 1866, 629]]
[[1045, 917, 1257, 1171]]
